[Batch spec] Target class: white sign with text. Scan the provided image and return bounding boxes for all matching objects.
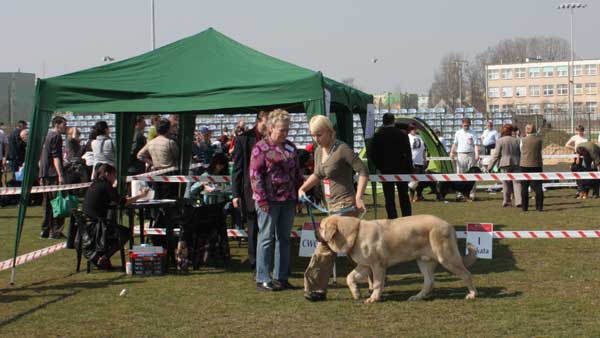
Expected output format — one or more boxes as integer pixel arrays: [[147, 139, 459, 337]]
[[299, 222, 345, 257], [466, 223, 493, 259]]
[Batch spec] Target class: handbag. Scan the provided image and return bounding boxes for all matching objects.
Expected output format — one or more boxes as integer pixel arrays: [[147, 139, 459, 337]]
[[51, 191, 79, 218]]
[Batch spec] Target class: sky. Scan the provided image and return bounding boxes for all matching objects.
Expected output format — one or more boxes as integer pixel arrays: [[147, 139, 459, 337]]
[[2, 0, 599, 95]]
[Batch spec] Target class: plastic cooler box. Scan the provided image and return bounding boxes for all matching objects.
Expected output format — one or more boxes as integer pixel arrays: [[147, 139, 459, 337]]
[[129, 245, 166, 276]]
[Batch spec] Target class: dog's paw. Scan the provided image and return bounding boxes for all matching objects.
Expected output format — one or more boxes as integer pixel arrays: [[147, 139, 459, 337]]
[[408, 295, 424, 301], [364, 297, 380, 304], [349, 289, 360, 300], [465, 292, 477, 300]]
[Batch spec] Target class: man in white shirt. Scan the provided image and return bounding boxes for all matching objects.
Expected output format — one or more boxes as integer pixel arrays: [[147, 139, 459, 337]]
[[408, 124, 426, 201], [481, 121, 499, 155], [565, 125, 587, 152], [450, 118, 479, 200], [566, 125, 588, 198]]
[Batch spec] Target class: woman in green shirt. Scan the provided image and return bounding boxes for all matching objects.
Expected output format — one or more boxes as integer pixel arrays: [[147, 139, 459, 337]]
[[298, 115, 368, 301]]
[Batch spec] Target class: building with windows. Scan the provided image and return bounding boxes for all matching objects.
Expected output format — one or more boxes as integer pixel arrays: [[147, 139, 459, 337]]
[[485, 60, 599, 119]]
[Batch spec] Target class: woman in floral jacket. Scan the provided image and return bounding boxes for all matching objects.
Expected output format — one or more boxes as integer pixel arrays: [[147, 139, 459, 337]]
[[250, 109, 303, 292]]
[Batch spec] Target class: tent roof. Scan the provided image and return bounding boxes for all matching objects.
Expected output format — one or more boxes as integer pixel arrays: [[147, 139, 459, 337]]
[[38, 27, 370, 114]]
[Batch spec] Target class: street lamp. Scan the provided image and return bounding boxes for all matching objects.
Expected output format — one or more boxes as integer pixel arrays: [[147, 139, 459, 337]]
[[557, 2, 588, 133], [454, 60, 468, 108], [151, 0, 156, 50]]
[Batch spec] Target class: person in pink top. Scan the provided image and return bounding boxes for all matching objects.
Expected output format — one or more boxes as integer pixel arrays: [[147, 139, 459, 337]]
[[249, 109, 304, 292]]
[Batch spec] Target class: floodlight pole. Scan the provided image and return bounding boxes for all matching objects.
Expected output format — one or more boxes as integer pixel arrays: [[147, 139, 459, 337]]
[[151, 0, 156, 50], [558, 3, 587, 133]]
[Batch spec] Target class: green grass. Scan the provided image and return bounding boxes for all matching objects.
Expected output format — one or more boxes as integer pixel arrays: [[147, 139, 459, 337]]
[[2, 189, 600, 338]]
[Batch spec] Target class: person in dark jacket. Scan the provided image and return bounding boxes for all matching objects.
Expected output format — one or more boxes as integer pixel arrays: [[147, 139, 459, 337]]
[[7, 120, 27, 175], [82, 164, 148, 269], [39, 116, 68, 239], [368, 113, 413, 218], [520, 124, 544, 212], [231, 110, 269, 269], [128, 116, 147, 175]]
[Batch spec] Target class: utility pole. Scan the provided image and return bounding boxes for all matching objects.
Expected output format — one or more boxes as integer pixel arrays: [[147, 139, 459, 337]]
[[454, 60, 468, 108]]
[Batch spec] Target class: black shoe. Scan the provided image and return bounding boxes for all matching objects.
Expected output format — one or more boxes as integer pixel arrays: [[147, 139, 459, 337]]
[[274, 280, 299, 290], [49, 232, 66, 239], [256, 282, 282, 292], [304, 291, 326, 302], [39, 231, 49, 239]]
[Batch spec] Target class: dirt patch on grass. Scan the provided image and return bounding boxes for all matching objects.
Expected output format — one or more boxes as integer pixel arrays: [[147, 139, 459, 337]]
[[543, 143, 573, 165]]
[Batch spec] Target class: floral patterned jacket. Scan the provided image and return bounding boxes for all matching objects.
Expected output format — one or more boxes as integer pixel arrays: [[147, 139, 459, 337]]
[[249, 137, 303, 208]]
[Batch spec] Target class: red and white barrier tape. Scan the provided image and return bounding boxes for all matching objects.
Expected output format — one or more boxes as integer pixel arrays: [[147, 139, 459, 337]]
[[0, 242, 67, 272], [129, 172, 599, 183], [0, 182, 91, 196], [428, 154, 577, 161], [4, 228, 600, 272], [127, 163, 208, 181]]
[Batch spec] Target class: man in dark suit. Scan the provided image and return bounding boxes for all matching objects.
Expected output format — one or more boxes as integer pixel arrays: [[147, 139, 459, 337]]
[[232, 111, 269, 269], [7, 120, 27, 176], [368, 113, 413, 218], [520, 124, 544, 212]]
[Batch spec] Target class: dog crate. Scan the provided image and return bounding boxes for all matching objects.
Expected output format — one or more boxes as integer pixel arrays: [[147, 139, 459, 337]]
[[129, 245, 166, 276]]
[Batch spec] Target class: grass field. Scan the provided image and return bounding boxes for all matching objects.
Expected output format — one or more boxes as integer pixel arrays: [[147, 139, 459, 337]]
[[1, 188, 600, 338]]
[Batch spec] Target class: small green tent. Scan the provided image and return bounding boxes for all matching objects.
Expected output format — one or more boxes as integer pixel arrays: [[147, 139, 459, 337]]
[[11, 28, 372, 282]]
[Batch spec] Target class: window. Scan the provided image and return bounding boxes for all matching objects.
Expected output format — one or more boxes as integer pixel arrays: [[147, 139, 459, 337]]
[[515, 67, 526, 79], [543, 66, 554, 77], [487, 69, 499, 80], [488, 87, 500, 98], [529, 85, 540, 96], [557, 103, 568, 113], [574, 102, 583, 113], [501, 69, 513, 80], [516, 104, 528, 114], [585, 83, 597, 95], [574, 83, 583, 95], [501, 87, 513, 97], [529, 104, 540, 114], [529, 67, 540, 78], [557, 84, 568, 96], [557, 65, 568, 77], [586, 102, 597, 113], [544, 103, 554, 114], [488, 105, 500, 113], [543, 85, 554, 96], [584, 64, 597, 76], [573, 65, 582, 76], [501, 104, 513, 112], [515, 86, 526, 97]]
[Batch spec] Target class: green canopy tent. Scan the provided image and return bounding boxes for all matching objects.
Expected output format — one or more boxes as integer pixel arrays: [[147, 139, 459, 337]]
[[395, 117, 454, 173], [10, 28, 372, 283]]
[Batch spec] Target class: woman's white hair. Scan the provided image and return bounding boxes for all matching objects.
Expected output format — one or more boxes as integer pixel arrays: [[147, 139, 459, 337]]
[[267, 109, 290, 128]]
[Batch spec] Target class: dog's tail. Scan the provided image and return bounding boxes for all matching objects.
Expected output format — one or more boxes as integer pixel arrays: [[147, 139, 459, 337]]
[[462, 244, 477, 268]]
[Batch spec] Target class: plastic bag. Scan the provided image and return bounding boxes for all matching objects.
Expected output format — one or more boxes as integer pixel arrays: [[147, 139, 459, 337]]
[[51, 191, 79, 218]]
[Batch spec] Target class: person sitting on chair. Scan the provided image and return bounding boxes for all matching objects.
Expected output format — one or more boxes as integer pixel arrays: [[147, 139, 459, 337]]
[[81, 164, 148, 269]]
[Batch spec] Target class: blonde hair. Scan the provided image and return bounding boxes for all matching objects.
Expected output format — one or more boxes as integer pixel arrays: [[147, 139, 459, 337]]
[[309, 115, 335, 136], [267, 109, 290, 128]]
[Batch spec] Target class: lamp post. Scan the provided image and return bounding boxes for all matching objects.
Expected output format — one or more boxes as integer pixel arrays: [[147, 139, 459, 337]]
[[454, 60, 468, 109], [558, 2, 587, 133], [151, 0, 156, 50]]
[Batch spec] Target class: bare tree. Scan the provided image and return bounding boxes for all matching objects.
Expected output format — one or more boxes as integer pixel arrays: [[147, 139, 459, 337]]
[[430, 52, 467, 111]]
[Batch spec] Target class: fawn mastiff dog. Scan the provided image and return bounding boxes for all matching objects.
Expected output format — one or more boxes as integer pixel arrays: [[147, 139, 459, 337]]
[[318, 215, 477, 303]]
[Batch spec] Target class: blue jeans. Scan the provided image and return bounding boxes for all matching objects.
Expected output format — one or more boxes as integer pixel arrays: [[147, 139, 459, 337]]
[[255, 200, 295, 283]]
